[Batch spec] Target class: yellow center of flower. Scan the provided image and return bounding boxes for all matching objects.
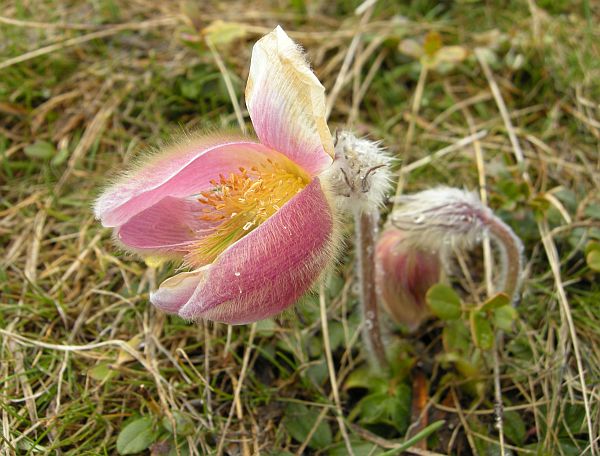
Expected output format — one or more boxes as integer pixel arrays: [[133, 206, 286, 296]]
[[186, 155, 310, 266]]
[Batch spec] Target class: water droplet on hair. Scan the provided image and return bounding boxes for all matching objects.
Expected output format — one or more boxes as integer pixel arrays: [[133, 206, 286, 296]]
[[234, 271, 241, 277], [414, 215, 425, 224]]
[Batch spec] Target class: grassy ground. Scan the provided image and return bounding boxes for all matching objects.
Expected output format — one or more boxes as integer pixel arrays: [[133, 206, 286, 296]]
[[1, 0, 599, 454]]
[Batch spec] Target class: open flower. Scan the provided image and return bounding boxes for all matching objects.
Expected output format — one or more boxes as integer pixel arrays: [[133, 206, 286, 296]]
[[94, 27, 340, 324]]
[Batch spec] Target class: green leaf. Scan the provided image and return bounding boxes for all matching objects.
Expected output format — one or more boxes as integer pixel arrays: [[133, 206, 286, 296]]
[[202, 20, 248, 46], [504, 410, 526, 445], [470, 311, 494, 350], [493, 305, 518, 331], [354, 384, 411, 433], [305, 360, 328, 386], [51, 145, 70, 166], [283, 403, 331, 450], [442, 320, 471, 355], [585, 241, 600, 256], [88, 362, 117, 381], [328, 321, 345, 351], [344, 367, 388, 394], [162, 411, 195, 436], [426, 284, 461, 320], [255, 318, 277, 337], [480, 293, 510, 312], [586, 249, 600, 272], [116, 417, 156, 455], [24, 140, 55, 159]]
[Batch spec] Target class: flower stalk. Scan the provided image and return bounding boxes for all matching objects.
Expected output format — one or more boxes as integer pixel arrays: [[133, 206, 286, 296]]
[[488, 215, 522, 301], [356, 208, 388, 368], [328, 131, 393, 368]]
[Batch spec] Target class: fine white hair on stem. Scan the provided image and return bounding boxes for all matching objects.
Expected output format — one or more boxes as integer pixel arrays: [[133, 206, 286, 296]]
[[390, 186, 524, 300], [325, 130, 394, 215]]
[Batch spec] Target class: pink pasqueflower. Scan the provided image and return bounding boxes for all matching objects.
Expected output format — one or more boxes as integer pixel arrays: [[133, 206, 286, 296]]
[[94, 26, 340, 324], [375, 228, 441, 331]]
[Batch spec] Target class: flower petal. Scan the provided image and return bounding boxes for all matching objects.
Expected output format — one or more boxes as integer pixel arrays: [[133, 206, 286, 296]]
[[246, 26, 334, 176], [375, 228, 440, 331], [116, 196, 215, 254], [150, 268, 207, 313], [175, 178, 336, 324], [94, 136, 275, 228]]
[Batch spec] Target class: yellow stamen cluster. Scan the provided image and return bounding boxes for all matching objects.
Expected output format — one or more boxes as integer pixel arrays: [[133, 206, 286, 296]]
[[187, 157, 309, 266]]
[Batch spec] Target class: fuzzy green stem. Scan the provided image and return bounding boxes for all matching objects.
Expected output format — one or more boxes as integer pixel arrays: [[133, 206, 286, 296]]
[[355, 209, 387, 369]]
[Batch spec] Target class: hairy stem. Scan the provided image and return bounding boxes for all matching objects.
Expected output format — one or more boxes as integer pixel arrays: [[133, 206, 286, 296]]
[[487, 215, 523, 301], [355, 208, 387, 368], [487, 214, 523, 456]]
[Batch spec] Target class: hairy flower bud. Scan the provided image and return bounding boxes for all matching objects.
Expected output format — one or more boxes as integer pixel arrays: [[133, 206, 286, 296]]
[[325, 131, 393, 215], [390, 186, 524, 301], [375, 228, 441, 331]]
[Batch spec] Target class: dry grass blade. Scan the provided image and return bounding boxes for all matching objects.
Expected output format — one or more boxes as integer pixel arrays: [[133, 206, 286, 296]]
[[319, 279, 355, 456], [538, 219, 598, 455], [0, 17, 179, 70]]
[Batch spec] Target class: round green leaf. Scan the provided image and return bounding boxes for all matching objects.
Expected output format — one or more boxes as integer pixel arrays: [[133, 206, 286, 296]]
[[586, 250, 600, 272], [426, 284, 462, 320], [480, 293, 510, 312], [24, 140, 55, 159], [116, 417, 156, 455], [88, 362, 117, 382], [493, 305, 518, 331], [470, 311, 494, 350]]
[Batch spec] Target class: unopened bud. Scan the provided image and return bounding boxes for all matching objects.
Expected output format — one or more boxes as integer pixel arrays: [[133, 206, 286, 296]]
[[325, 131, 393, 214], [390, 187, 524, 301], [375, 228, 441, 331], [390, 186, 491, 253]]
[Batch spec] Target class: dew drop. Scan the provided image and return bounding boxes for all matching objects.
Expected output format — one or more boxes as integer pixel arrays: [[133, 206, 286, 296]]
[[234, 271, 241, 277], [414, 215, 425, 224]]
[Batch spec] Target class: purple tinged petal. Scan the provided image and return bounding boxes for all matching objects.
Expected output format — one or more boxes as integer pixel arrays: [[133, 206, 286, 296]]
[[116, 196, 214, 254], [246, 26, 334, 176], [375, 228, 441, 331], [165, 178, 335, 324], [150, 269, 207, 313], [94, 137, 276, 228]]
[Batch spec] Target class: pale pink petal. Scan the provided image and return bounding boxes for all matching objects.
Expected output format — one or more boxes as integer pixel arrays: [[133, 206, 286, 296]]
[[375, 229, 440, 331], [246, 26, 334, 176], [116, 196, 216, 253], [168, 178, 335, 324], [94, 136, 276, 228], [150, 269, 207, 313]]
